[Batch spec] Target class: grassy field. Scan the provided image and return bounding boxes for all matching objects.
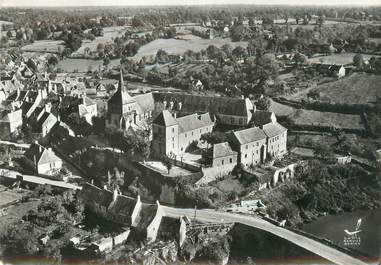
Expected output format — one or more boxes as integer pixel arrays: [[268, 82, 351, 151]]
[[132, 35, 248, 60], [307, 52, 378, 65], [21, 40, 65, 53], [289, 109, 365, 131], [269, 99, 295, 117], [0, 189, 22, 207], [57, 58, 120, 72], [72, 26, 129, 57], [298, 72, 381, 105]]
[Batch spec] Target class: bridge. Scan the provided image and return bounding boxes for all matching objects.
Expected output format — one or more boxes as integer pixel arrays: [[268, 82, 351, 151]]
[[161, 206, 367, 265], [0, 168, 81, 190]]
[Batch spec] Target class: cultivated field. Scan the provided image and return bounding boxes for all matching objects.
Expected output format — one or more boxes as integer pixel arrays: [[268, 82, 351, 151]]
[[21, 40, 65, 53], [71, 26, 129, 57], [289, 109, 365, 131], [132, 35, 248, 60], [307, 52, 378, 65], [298, 72, 381, 105], [57, 58, 120, 72]]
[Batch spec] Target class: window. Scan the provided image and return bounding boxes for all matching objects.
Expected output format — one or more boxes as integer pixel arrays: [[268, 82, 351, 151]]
[[172, 128, 174, 133], [222, 160, 224, 165], [245, 154, 247, 158], [200, 129, 202, 133], [246, 145, 248, 150], [181, 147, 183, 151], [229, 158, 233, 163], [192, 132, 194, 136], [172, 137, 174, 141], [256, 150, 258, 154], [185, 133, 187, 138], [257, 142, 259, 146]]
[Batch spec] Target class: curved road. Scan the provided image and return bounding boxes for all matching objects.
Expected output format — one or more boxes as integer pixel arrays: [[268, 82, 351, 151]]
[[162, 206, 367, 265]]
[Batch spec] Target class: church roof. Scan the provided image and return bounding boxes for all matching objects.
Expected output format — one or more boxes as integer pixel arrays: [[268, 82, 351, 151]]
[[152, 110, 178, 127], [108, 70, 136, 105]]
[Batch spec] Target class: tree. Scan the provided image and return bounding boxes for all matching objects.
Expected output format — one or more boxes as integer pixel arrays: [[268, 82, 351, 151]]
[[200, 131, 229, 148], [314, 142, 334, 161], [256, 96, 271, 111], [48, 55, 58, 66], [165, 158, 172, 174], [353, 53, 364, 69]]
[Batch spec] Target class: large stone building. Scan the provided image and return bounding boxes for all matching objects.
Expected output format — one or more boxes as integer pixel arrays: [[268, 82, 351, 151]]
[[106, 72, 153, 131], [151, 110, 214, 157]]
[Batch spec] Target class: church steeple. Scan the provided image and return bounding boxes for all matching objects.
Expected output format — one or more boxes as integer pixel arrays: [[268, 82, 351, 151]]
[[118, 69, 125, 91]]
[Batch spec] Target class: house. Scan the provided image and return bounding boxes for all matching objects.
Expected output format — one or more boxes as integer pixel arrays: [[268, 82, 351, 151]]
[[316, 64, 346, 78], [205, 142, 238, 168], [251, 110, 277, 127], [80, 183, 165, 243], [24, 142, 63, 175], [35, 111, 58, 137], [262, 122, 288, 158], [232, 127, 268, 167], [151, 110, 215, 157], [78, 95, 97, 124], [0, 109, 23, 139]]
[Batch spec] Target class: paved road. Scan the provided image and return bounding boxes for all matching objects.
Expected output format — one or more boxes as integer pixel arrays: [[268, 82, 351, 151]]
[[0, 168, 81, 190], [162, 206, 367, 265], [0, 140, 30, 149]]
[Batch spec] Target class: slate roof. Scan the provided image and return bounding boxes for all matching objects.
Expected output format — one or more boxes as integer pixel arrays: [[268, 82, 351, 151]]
[[233, 127, 267, 145], [24, 143, 62, 165], [133, 93, 155, 113], [81, 183, 114, 208], [108, 194, 138, 222], [212, 142, 237, 159], [153, 92, 253, 117], [262, 122, 287, 138], [176, 113, 214, 133], [1, 109, 22, 123], [134, 204, 158, 230], [108, 71, 136, 105], [152, 110, 178, 127]]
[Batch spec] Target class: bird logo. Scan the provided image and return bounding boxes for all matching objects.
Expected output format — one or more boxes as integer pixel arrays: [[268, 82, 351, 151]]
[[344, 218, 362, 236]]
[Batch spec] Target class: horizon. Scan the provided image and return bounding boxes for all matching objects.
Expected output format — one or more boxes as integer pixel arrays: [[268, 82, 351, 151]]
[[1, 0, 381, 7]]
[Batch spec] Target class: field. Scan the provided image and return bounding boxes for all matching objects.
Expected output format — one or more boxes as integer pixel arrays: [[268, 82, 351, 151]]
[[21, 40, 65, 53], [307, 52, 378, 65], [269, 99, 295, 117], [289, 109, 365, 131], [132, 35, 248, 60], [297, 72, 381, 105], [57, 58, 120, 72], [72, 26, 129, 57]]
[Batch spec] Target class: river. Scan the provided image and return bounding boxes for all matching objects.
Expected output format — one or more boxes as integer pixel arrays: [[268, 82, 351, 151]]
[[303, 208, 381, 259]]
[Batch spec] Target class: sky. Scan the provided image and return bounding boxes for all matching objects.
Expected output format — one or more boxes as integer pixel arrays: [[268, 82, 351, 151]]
[[1, 0, 380, 6]]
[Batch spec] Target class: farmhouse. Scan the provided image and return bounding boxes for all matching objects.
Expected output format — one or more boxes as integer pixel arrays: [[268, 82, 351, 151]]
[[316, 64, 346, 78], [24, 142, 63, 175], [0, 109, 22, 139]]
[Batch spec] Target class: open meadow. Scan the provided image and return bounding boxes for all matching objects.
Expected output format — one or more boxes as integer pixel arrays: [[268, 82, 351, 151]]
[[307, 52, 378, 65], [57, 58, 120, 72], [71, 26, 129, 57], [295, 72, 381, 105], [288, 109, 365, 131], [132, 35, 248, 60], [21, 40, 65, 54]]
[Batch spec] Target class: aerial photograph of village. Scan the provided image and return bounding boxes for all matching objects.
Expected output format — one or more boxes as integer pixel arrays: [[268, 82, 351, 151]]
[[0, 0, 380, 264]]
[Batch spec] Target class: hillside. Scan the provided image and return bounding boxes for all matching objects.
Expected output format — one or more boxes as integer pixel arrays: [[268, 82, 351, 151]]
[[306, 73, 381, 105]]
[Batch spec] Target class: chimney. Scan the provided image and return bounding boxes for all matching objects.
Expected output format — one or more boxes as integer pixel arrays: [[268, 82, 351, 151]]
[[91, 179, 94, 185], [113, 188, 119, 202], [163, 100, 167, 109], [107, 170, 112, 186], [137, 195, 141, 202], [169, 101, 174, 110], [178, 102, 182, 110]]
